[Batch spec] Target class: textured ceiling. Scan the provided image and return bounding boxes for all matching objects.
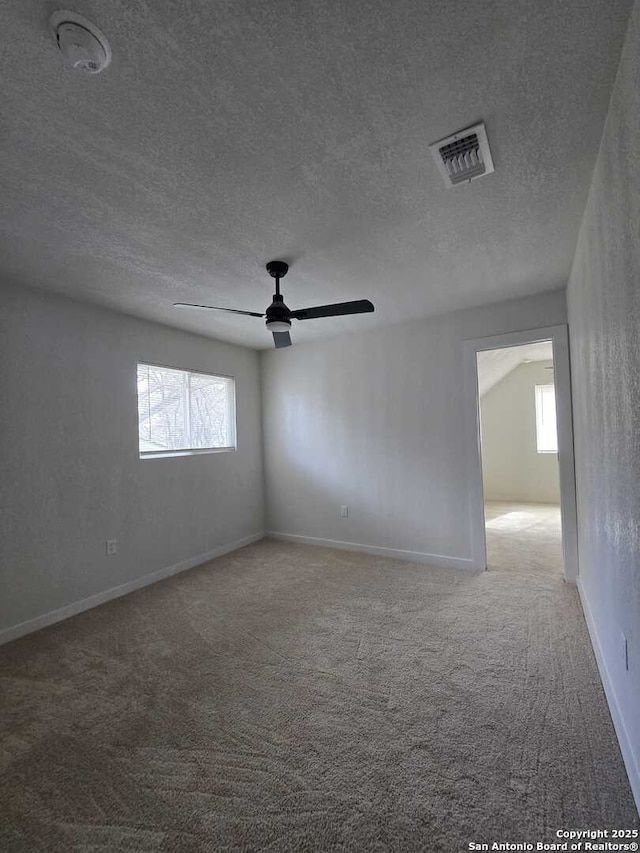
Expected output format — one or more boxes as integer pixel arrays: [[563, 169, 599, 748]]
[[477, 341, 553, 397], [0, 1, 633, 349]]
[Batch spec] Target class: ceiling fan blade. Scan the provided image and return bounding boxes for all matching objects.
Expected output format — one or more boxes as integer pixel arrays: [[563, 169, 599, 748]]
[[174, 303, 264, 318], [272, 331, 292, 349], [290, 299, 374, 320]]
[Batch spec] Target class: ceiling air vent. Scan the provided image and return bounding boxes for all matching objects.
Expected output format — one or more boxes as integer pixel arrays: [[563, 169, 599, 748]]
[[429, 122, 494, 188]]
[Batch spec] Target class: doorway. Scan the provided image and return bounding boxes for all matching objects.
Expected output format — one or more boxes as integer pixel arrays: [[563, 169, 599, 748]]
[[463, 326, 578, 583], [478, 341, 563, 575]]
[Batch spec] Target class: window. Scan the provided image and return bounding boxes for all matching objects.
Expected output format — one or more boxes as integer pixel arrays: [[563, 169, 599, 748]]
[[534, 383, 558, 453], [137, 363, 236, 457]]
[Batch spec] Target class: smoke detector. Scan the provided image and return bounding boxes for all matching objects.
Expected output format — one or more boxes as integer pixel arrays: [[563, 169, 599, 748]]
[[50, 10, 111, 74], [429, 122, 494, 188]]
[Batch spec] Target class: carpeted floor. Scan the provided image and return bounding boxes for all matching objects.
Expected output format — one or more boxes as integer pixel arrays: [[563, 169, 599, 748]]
[[0, 509, 637, 851], [484, 500, 565, 577]]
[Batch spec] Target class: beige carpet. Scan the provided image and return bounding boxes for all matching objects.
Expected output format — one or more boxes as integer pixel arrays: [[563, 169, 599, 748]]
[[0, 513, 637, 851], [484, 501, 565, 577]]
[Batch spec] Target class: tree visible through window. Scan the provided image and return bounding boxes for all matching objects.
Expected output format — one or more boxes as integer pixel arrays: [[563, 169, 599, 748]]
[[137, 363, 236, 455], [535, 383, 558, 454]]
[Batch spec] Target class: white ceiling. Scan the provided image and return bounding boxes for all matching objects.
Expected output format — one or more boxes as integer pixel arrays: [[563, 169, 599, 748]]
[[0, 1, 633, 349], [477, 341, 553, 397]]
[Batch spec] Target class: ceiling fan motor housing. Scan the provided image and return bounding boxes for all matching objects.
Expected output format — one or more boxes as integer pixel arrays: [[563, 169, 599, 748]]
[[265, 294, 291, 329]]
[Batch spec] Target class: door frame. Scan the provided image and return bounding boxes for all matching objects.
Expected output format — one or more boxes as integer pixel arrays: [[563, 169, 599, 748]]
[[462, 324, 578, 583]]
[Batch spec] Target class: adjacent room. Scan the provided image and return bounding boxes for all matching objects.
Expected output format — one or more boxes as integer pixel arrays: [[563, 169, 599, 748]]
[[477, 341, 564, 577], [1, 1, 639, 850]]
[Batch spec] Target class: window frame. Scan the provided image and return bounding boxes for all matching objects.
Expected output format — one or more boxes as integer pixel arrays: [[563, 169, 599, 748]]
[[534, 382, 558, 455], [137, 361, 237, 459]]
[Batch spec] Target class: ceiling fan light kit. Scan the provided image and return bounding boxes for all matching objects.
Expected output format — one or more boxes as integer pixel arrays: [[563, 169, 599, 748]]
[[174, 261, 375, 349], [265, 320, 291, 332]]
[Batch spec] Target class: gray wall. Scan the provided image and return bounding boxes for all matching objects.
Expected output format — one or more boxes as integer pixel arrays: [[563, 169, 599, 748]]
[[262, 290, 566, 565], [0, 283, 264, 633], [480, 360, 560, 504], [566, 0, 640, 804]]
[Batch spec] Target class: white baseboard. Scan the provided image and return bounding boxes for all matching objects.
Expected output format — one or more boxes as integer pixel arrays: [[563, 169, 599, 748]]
[[578, 578, 640, 813], [266, 531, 474, 570], [0, 532, 264, 646]]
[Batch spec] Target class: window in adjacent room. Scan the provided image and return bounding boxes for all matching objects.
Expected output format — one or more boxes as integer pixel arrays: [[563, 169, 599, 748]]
[[137, 363, 236, 457], [534, 383, 558, 454]]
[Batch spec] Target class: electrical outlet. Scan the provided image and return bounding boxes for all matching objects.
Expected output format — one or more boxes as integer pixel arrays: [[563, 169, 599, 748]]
[[106, 539, 117, 556], [621, 632, 629, 671], [341, 505, 348, 518]]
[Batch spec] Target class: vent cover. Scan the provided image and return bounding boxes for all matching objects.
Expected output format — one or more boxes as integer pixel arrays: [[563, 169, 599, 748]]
[[429, 122, 494, 188]]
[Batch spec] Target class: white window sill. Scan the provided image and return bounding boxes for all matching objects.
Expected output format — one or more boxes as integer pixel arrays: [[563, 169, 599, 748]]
[[140, 447, 237, 459]]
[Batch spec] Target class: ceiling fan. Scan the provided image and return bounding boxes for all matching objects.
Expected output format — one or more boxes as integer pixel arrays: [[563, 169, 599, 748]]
[[174, 261, 375, 348]]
